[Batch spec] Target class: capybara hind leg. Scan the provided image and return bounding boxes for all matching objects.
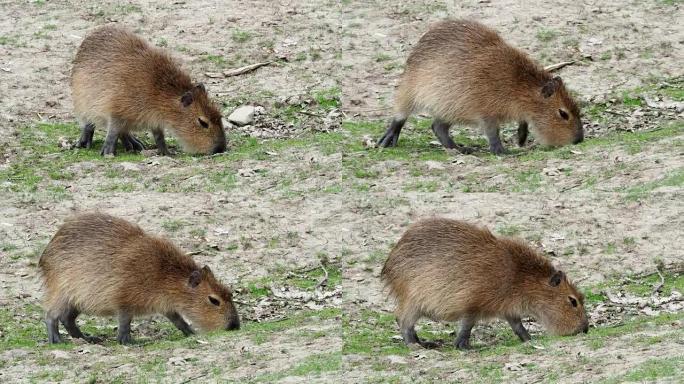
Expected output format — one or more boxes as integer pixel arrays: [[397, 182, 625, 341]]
[[101, 117, 124, 156], [60, 306, 85, 339], [116, 311, 134, 345], [431, 119, 474, 154], [77, 122, 95, 149], [481, 118, 506, 155], [59, 306, 101, 343], [395, 305, 421, 345], [45, 313, 62, 344], [517, 121, 529, 147], [120, 133, 145, 152], [455, 316, 476, 350], [377, 117, 407, 148], [152, 129, 171, 156], [431, 119, 457, 148], [166, 312, 194, 336], [506, 316, 531, 342]]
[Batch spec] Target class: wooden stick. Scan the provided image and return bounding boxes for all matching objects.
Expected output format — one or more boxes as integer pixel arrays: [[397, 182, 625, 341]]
[[222, 61, 272, 77], [315, 263, 329, 289], [544, 61, 575, 72], [653, 267, 665, 294]]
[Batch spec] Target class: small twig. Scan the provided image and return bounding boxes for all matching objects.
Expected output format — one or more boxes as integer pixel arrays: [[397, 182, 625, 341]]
[[347, 106, 393, 113], [222, 61, 272, 77], [296, 110, 324, 118], [560, 182, 583, 192], [653, 267, 665, 294], [604, 110, 628, 117], [315, 262, 329, 289], [544, 61, 576, 72], [181, 373, 208, 384], [186, 251, 202, 256]]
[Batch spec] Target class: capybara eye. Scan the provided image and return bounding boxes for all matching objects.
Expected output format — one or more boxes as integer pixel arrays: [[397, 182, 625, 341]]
[[198, 118, 209, 128], [208, 296, 221, 306], [568, 296, 578, 307], [559, 109, 570, 120]]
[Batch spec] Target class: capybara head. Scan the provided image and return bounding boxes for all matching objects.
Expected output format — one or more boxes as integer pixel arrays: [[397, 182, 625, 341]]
[[177, 83, 227, 154], [532, 270, 589, 336], [530, 76, 584, 147], [182, 265, 239, 331]]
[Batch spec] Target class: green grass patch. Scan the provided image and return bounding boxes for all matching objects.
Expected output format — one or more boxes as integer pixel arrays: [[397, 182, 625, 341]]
[[624, 168, 684, 201], [515, 121, 683, 162], [313, 87, 341, 110], [1, 123, 145, 197], [160, 219, 187, 232], [0, 304, 77, 351], [343, 309, 410, 356], [536, 29, 558, 42], [241, 263, 342, 302], [601, 356, 684, 383], [496, 224, 522, 236], [231, 29, 253, 43], [248, 351, 342, 382]]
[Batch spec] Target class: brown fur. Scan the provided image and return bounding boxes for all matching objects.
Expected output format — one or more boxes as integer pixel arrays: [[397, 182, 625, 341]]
[[381, 218, 588, 348], [71, 25, 226, 155], [39, 212, 239, 344], [382, 19, 583, 152]]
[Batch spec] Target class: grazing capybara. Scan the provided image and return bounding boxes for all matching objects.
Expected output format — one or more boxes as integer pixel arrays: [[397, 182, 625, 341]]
[[39, 212, 239, 344], [378, 19, 583, 154], [71, 25, 227, 156], [381, 218, 588, 349]]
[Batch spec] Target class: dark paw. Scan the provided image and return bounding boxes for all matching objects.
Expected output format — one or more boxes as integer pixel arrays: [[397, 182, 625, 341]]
[[377, 134, 398, 148], [76, 136, 93, 149], [455, 337, 471, 350], [419, 340, 440, 349], [117, 334, 133, 345], [121, 134, 145, 152], [100, 146, 116, 157], [47, 334, 63, 344], [83, 335, 104, 344], [489, 143, 507, 155]]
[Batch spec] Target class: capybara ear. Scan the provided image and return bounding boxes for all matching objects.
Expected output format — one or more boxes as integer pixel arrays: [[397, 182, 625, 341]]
[[195, 83, 206, 93], [189, 269, 202, 288], [541, 78, 559, 98], [201, 265, 213, 277], [549, 270, 564, 287], [181, 91, 194, 107]]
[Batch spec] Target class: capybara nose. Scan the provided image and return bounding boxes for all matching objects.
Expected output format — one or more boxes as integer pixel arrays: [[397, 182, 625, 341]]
[[573, 130, 584, 144], [212, 142, 226, 154], [225, 318, 240, 331]]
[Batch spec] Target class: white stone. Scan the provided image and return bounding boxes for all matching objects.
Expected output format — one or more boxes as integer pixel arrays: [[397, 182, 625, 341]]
[[228, 106, 256, 126]]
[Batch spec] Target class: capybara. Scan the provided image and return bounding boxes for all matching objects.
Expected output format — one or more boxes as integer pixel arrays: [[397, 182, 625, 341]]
[[378, 19, 583, 154], [381, 218, 588, 349], [39, 212, 239, 344], [71, 25, 226, 156]]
